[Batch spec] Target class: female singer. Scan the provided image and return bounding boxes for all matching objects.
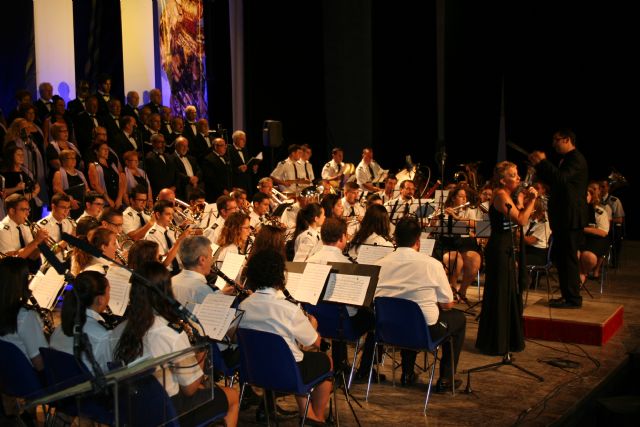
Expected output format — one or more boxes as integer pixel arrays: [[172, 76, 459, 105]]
[[72, 228, 119, 276], [52, 149, 89, 218], [320, 193, 344, 219], [42, 96, 74, 143], [46, 122, 84, 173], [441, 184, 483, 301], [49, 271, 112, 372], [121, 150, 153, 208], [1, 146, 42, 204], [240, 249, 332, 424], [476, 161, 537, 356], [348, 204, 394, 259], [112, 262, 239, 427], [292, 202, 325, 262], [578, 187, 610, 285], [216, 212, 252, 265], [0, 257, 48, 371], [88, 141, 125, 209]]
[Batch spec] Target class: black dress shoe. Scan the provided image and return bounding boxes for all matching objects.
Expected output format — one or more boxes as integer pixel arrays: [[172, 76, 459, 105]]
[[549, 300, 582, 309], [401, 371, 417, 386], [433, 378, 462, 393], [549, 297, 564, 304]]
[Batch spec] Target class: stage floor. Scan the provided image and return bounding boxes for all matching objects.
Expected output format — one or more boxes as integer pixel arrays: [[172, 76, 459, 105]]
[[237, 241, 640, 426]]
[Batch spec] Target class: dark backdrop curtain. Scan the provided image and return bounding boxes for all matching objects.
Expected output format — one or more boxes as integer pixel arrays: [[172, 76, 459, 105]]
[[203, 0, 232, 130], [73, 0, 125, 101]]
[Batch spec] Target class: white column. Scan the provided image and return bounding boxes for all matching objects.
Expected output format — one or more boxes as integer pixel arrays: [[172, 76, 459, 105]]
[[33, 0, 76, 102], [120, 0, 157, 101]]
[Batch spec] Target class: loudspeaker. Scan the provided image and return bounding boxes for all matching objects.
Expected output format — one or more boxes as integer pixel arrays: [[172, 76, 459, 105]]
[[262, 120, 283, 148]]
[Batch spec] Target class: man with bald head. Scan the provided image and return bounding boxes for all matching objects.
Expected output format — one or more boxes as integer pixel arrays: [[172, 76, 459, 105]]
[[171, 136, 202, 200], [191, 118, 213, 162]]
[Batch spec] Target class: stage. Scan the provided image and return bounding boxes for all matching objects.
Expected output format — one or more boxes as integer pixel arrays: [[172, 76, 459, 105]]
[[236, 241, 640, 426]]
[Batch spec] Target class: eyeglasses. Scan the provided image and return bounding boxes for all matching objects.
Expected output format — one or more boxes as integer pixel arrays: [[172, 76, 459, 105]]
[[18, 207, 31, 212], [106, 220, 124, 228]]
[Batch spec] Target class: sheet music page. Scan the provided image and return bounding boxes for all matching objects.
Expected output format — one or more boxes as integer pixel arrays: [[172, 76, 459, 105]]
[[193, 293, 237, 341], [106, 268, 132, 316], [285, 272, 303, 299], [210, 241, 220, 255], [220, 252, 245, 284], [29, 268, 66, 309], [294, 263, 331, 305], [357, 245, 394, 265], [323, 273, 370, 306], [419, 234, 436, 256]]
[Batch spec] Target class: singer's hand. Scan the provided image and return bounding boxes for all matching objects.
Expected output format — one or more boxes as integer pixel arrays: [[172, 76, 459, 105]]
[[529, 151, 546, 165], [526, 186, 539, 201]]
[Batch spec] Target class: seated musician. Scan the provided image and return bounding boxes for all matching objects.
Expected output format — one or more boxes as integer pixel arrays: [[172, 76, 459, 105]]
[[321, 147, 346, 190], [215, 212, 252, 267], [524, 198, 551, 266], [280, 187, 316, 236], [377, 174, 398, 204], [375, 217, 466, 390], [203, 195, 238, 245], [320, 193, 343, 219], [341, 182, 365, 238], [0, 257, 48, 372], [37, 193, 75, 267], [307, 218, 379, 380], [127, 239, 161, 270], [122, 185, 153, 241], [579, 187, 610, 285], [355, 147, 386, 194], [50, 271, 113, 372], [292, 203, 325, 262], [440, 184, 483, 302], [0, 194, 49, 264], [270, 144, 308, 194], [348, 204, 394, 260], [78, 191, 106, 221], [240, 248, 332, 424], [257, 177, 277, 215], [248, 191, 271, 230], [73, 228, 119, 276], [112, 262, 239, 427], [144, 200, 192, 274], [385, 179, 417, 226]]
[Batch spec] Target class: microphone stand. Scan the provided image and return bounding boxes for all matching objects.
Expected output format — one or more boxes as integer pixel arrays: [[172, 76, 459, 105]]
[[462, 204, 543, 394]]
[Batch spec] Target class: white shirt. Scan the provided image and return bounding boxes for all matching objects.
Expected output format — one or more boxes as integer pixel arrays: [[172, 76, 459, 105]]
[[249, 209, 265, 230], [37, 214, 75, 261], [172, 269, 214, 306], [78, 210, 95, 221], [321, 159, 343, 180], [293, 226, 322, 262], [602, 194, 625, 219], [525, 218, 551, 249], [355, 160, 383, 188], [271, 158, 304, 193], [592, 206, 610, 234], [199, 203, 219, 229], [203, 215, 225, 245], [280, 202, 301, 236], [144, 223, 181, 270], [385, 197, 418, 223], [375, 247, 452, 325], [297, 159, 315, 181], [341, 197, 365, 237], [307, 245, 356, 315], [0, 308, 48, 365], [0, 216, 34, 253], [378, 190, 396, 204], [49, 309, 112, 372], [348, 232, 393, 259], [122, 206, 151, 235], [110, 315, 202, 397], [238, 288, 318, 362]]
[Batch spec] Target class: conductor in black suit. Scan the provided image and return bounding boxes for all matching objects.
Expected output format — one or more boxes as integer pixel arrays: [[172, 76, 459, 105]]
[[529, 128, 588, 308], [229, 130, 257, 193], [203, 138, 232, 202], [145, 133, 177, 197], [171, 136, 202, 200]]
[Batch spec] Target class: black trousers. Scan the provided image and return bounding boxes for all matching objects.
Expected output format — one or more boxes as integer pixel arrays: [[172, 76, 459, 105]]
[[553, 229, 582, 305], [331, 307, 375, 372], [401, 308, 466, 380]]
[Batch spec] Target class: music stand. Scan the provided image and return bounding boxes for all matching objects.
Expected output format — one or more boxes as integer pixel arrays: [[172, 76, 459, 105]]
[[321, 262, 381, 427]]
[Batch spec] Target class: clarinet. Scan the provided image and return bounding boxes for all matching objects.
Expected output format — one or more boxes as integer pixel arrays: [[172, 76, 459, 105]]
[[282, 288, 330, 351], [210, 265, 250, 297], [26, 296, 54, 337]]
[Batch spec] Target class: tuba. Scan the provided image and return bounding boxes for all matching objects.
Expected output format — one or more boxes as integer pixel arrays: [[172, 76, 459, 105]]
[[608, 168, 628, 194]]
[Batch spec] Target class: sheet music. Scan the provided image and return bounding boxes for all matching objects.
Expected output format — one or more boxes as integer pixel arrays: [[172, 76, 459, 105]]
[[357, 244, 394, 265], [419, 234, 437, 256], [285, 272, 303, 298], [220, 252, 245, 284], [324, 273, 370, 306], [29, 268, 66, 309], [106, 267, 132, 316], [210, 241, 220, 255], [295, 263, 332, 305], [193, 293, 237, 341]]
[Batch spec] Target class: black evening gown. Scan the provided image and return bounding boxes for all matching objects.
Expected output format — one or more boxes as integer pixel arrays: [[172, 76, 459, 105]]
[[476, 205, 526, 355]]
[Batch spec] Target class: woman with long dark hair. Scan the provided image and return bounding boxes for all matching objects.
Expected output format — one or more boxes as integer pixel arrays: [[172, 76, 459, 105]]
[[320, 193, 343, 219], [112, 262, 239, 427], [348, 204, 394, 259], [127, 239, 161, 270], [49, 271, 112, 371], [292, 202, 324, 262], [0, 257, 48, 371]]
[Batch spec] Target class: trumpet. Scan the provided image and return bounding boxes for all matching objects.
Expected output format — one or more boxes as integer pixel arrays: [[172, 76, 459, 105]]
[[25, 219, 58, 252], [271, 187, 291, 205], [173, 197, 203, 225]]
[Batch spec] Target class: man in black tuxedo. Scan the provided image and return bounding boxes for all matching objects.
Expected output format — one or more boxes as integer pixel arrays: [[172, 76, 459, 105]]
[[530, 128, 588, 308], [73, 96, 102, 154], [143, 88, 163, 115], [112, 116, 140, 158], [95, 74, 112, 116], [145, 134, 177, 197], [192, 118, 214, 164], [182, 105, 198, 146], [67, 80, 91, 118], [171, 136, 202, 200], [203, 138, 232, 202], [102, 99, 123, 143], [34, 82, 54, 125], [229, 130, 257, 193], [122, 91, 142, 126]]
